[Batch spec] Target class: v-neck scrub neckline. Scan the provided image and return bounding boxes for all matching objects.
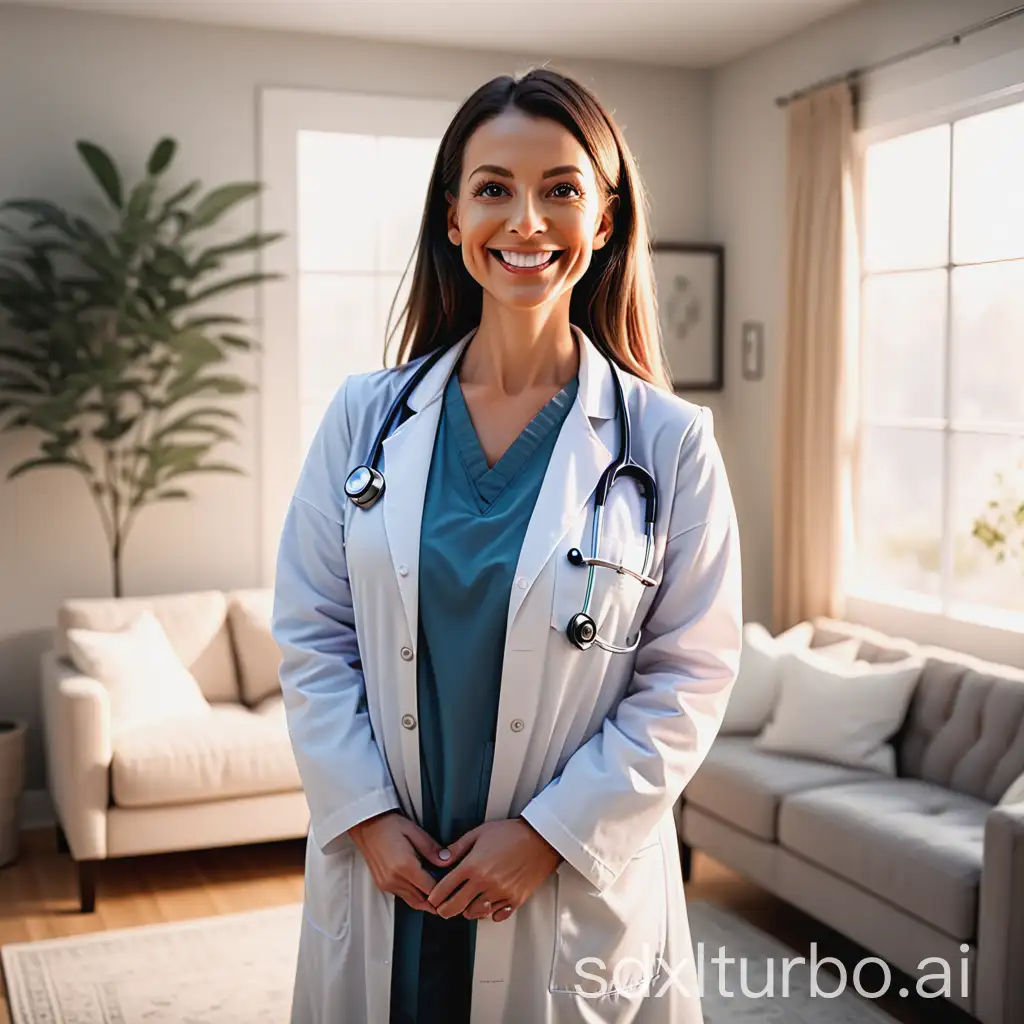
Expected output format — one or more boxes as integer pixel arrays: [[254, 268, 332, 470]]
[[444, 371, 579, 509]]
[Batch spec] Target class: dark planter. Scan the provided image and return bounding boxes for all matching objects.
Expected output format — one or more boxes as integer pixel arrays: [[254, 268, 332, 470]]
[[0, 720, 27, 867]]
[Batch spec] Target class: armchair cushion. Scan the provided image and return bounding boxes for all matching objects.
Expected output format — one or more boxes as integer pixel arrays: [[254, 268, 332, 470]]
[[66, 611, 212, 737], [226, 588, 282, 706], [56, 590, 240, 703], [110, 696, 302, 807]]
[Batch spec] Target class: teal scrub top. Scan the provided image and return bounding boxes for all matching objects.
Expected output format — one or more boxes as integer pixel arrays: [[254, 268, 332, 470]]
[[389, 360, 579, 1024]]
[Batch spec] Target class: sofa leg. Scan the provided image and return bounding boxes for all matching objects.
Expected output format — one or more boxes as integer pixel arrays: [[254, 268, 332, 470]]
[[78, 860, 97, 914], [680, 841, 693, 883], [55, 822, 69, 854]]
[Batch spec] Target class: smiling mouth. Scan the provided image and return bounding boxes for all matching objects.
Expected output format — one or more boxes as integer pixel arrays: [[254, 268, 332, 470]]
[[489, 249, 566, 274]]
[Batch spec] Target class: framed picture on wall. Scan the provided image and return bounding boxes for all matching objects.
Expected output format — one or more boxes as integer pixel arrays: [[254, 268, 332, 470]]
[[651, 242, 724, 391]]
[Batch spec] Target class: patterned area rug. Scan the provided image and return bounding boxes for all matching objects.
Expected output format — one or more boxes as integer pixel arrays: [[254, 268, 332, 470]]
[[2, 900, 899, 1023]]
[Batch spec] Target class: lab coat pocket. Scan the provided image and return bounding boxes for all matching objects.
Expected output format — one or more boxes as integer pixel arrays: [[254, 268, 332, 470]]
[[548, 839, 667, 996], [302, 831, 356, 942]]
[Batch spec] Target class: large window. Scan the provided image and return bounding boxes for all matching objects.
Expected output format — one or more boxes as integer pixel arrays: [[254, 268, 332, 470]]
[[258, 89, 455, 582], [297, 130, 440, 454], [854, 97, 1024, 628]]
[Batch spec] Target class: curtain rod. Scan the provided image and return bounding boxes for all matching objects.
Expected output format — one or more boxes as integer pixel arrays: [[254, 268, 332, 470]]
[[774, 3, 1024, 108]]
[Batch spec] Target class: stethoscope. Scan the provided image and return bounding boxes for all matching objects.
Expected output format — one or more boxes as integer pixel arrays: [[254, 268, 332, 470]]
[[344, 337, 659, 654]]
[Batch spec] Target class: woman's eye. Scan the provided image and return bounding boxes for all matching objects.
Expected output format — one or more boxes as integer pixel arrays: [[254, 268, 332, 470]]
[[478, 183, 507, 198], [550, 183, 581, 199]]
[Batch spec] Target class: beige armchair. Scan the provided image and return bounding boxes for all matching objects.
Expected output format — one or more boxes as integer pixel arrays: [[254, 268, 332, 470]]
[[40, 589, 310, 912]]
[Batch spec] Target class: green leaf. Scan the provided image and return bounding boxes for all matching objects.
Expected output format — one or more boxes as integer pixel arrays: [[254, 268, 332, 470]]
[[155, 488, 192, 500], [93, 416, 137, 442], [162, 179, 201, 212], [8, 455, 92, 479], [147, 138, 177, 176], [76, 141, 123, 209], [183, 183, 260, 233], [219, 333, 258, 351], [164, 373, 250, 404], [189, 271, 282, 305], [194, 231, 284, 270]]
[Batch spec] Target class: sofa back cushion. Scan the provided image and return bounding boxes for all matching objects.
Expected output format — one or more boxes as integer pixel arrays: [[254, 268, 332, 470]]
[[811, 618, 1024, 803], [226, 588, 282, 706], [55, 590, 240, 703]]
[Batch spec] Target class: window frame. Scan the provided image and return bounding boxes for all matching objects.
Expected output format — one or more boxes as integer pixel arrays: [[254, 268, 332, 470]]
[[850, 87, 1024, 637]]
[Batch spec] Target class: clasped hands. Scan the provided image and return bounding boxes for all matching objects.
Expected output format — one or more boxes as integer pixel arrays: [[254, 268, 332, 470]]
[[348, 810, 562, 923]]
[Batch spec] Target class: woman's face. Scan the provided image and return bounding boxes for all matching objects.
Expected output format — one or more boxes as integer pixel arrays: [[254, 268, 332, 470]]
[[447, 109, 615, 312]]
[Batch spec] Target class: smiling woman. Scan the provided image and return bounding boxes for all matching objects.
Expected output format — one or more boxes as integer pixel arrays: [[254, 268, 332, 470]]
[[272, 66, 742, 1024]]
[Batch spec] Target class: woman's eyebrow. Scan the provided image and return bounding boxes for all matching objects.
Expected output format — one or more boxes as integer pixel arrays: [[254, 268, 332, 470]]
[[467, 164, 584, 179]]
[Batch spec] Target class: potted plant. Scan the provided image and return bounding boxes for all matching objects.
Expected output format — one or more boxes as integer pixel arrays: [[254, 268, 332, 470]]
[[0, 137, 283, 596], [0, 719, 27, 867]]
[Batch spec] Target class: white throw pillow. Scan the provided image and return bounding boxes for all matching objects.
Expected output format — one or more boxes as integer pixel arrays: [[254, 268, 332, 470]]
[[720, 621, 860, 735], [66, 610, 212, 735], [754, 647, 923, 774], [998, 772, 1024, 807]]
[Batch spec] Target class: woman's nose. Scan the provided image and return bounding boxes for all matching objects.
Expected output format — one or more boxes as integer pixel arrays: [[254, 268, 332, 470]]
[[507, 192, 545, 237]]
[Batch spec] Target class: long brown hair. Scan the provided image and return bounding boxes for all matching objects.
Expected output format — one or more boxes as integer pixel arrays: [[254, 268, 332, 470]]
[[386, 68, 671, 390]]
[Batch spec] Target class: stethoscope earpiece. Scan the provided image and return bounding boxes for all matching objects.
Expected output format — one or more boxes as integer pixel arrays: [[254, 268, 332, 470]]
[[566, 612, 598, 651], [345, 465, 385, 509]]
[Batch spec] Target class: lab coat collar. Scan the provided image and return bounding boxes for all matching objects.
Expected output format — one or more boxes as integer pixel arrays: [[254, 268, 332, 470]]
[[404, 324, 617, 421]]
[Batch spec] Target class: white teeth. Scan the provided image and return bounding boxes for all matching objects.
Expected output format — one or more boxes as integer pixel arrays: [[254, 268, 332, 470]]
[[499, 250, 555, 268]]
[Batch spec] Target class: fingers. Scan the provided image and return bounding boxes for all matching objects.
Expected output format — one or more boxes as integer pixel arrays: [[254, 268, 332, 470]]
[[404, 823, 453, 869], [492, 903, 515, 923], [441, 828, 478, 865], [393, 884, 438, 914], [427, 864, 466, 909], [434, 878, 480, 919]]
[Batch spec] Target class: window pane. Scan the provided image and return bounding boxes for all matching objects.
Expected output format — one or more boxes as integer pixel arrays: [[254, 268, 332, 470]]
[[298, 131, 377, 273], [856, 427, 943, 599], [952, 100, 1024, 263], [951, 433, 1024, 616], [863, 124, 950, 272], [951, 261, 1024, 425], [863, 270, 946, 420], [377, 136, 440, 273], [299, 273, 385, 403]]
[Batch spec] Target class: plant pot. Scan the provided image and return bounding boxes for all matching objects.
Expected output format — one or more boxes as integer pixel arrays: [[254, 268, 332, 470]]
[[0, 720, 27, 868]]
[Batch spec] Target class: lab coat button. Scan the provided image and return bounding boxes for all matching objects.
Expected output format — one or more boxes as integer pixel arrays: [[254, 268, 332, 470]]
[[510, 718, 525, 732], [398, 565, 409, 577], [401, 714, 417, 730], [516, 577, 527, 589], [400, 646, 414, 661]]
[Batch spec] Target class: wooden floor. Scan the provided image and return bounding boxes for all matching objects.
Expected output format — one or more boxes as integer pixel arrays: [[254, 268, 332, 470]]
[[0, 828, 976, 1024]]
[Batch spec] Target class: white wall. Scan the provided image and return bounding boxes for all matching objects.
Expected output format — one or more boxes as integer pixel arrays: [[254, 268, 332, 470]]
[[0, 2, 711, 801], [709, 0, 1024, 636]]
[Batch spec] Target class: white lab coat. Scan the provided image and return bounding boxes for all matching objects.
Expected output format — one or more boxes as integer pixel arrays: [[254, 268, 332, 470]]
[[271, 326, 742, 1024]]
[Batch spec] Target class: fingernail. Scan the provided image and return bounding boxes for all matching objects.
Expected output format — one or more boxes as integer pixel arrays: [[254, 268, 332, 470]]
[[438, 849, 451, 861]]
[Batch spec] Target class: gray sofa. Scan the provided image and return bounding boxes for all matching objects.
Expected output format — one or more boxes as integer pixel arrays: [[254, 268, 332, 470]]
[[679, 617, 1024, 1024]]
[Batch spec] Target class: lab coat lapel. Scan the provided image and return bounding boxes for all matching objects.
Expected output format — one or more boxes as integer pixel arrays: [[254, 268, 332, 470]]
[[506, 329, 616, 632], [380, 333, 474, 646]]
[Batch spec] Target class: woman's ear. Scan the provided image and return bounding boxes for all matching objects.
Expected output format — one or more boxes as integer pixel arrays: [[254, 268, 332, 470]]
[[592, 193, 619, 251], [445, 190, 461, 245]]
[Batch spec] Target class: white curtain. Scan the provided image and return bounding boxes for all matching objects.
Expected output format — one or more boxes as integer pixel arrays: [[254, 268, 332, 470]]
[[772, 82, 861, 632]]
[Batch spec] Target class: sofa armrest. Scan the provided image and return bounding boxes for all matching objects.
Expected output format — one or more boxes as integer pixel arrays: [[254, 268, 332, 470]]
[[976, 802, 1024, 1024], [40, 649, 112, 860]]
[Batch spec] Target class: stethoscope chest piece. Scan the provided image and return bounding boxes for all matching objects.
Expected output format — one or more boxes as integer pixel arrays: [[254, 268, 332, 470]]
[[566, 612, 598, 651], [345, 465, 385, 509]]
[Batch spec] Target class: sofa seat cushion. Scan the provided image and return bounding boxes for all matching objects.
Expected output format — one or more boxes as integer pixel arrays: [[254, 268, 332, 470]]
[[111, 697, 301, 808], [685, 737, 883, 840], [778, 779, 986, 940]]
